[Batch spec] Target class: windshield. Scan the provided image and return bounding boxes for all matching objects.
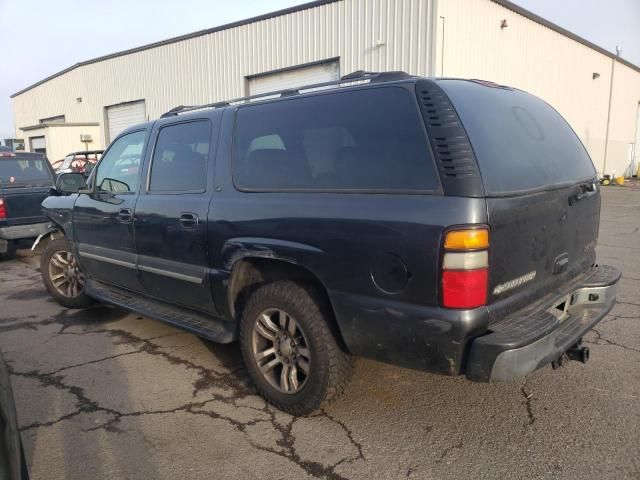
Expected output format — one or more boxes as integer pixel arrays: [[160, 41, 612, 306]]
[[0, 158, 52, 186], [438, 80, 596, 195], [60, 155, 75, 170]]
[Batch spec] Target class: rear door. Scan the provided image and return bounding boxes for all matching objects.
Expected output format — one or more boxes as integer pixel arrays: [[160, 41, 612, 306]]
[[133, 115, 219, 313], [73, 129, 148, 292], [0, 155, 53, 225], [438, 80, 599, 315]]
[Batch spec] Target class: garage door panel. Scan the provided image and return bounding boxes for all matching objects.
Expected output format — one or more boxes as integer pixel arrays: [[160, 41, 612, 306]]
[[107, 101, 146, 143], [30, 136, 46, 150], [248, 61, 340, 96]]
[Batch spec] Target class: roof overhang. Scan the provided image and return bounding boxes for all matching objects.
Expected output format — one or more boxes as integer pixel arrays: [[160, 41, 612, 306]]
[[20, 122, 100, 131]]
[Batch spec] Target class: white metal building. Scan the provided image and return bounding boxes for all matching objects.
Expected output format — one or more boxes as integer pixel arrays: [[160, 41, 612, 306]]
[[10, 0, 640, 176]]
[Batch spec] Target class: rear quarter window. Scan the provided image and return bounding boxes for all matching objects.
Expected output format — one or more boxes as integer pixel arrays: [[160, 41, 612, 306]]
[[438, 80, 596, 195], [232, 87, 439, 192]]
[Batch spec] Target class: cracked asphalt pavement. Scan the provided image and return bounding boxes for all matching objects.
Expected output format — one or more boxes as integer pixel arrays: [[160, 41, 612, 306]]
[[1, 187, 639, 479]]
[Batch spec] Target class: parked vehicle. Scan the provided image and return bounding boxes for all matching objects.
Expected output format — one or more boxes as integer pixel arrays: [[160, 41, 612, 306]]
[[39, 71, 620, 414], [0, 352, 29, 479], [0, 151, 55, 256], [52, 150, 103, 176]]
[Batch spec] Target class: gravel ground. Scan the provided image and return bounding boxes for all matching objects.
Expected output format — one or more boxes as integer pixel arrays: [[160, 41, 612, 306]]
[[0, 187, 638, 480]]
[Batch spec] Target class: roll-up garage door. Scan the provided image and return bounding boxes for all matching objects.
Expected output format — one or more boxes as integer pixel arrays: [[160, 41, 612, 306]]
[[248, 60, 340, 96], [106, 101, 146, 143], [29, 136, 46, 155]]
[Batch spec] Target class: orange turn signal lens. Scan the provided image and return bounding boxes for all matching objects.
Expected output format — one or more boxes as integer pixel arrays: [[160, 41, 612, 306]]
[[444, 228, 489, 250]]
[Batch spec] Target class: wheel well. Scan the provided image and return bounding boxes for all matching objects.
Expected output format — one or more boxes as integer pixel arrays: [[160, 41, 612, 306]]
[[228, 257, 347, 350], [33, 227, 65, 253]]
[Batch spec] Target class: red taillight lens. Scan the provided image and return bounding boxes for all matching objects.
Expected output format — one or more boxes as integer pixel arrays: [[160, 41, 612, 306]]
[[442, 269, 488, 309], [0, 199, 6, 219], [441, 226, 489, 309]]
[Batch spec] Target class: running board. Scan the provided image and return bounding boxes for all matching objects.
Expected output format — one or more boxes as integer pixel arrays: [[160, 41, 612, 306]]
[[85, 279, 236, 343]]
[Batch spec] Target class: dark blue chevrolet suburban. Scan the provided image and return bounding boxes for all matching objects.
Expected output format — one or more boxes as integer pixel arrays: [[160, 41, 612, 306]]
[[39, 72, 620, 414]]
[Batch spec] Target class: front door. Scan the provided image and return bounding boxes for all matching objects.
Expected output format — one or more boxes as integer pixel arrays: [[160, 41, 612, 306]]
[[73, 129, 148, 292], [134, 118, 218, 313]]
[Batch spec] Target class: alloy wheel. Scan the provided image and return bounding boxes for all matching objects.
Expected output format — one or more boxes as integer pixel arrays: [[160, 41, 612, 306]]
[[251, 308, 311, 394], [48, 250, 85, 298]]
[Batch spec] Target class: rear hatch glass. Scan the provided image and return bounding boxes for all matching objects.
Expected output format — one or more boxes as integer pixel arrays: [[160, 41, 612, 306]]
[[438, 80, 599, 315], [438, 80, 596, 194], [0, 158, 53, 187]]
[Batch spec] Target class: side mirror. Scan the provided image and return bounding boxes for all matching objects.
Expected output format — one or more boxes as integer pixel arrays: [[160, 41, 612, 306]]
[[55, 172, 87, 194]]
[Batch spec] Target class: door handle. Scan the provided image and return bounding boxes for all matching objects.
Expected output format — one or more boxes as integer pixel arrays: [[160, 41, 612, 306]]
[[179, 212, 199, 229], [118, 208, 133, 224]]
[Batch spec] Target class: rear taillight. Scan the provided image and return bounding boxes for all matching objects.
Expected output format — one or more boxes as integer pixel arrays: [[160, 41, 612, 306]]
[[441, 227, 489, 309], [0, 199, 6, 219]]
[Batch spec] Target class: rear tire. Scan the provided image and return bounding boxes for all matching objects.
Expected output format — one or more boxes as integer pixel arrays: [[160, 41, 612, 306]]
[[239, 280, 352, 415], [41, 237, 93, 308]]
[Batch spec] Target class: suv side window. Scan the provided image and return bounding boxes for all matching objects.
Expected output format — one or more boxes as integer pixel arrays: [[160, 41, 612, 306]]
[[233, 87, 438, 192], [148, 120, 211, 193], [95, 130, 146, 193]]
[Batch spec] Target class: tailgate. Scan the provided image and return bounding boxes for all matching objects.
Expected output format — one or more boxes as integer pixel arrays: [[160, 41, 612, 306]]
[[1, 186, 51, 225], [486, 182, 600, 317]]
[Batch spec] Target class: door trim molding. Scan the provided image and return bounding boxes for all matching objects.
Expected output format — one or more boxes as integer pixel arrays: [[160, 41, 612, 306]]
[[78, 251, 136, 269], [138, 264, 203, 284]]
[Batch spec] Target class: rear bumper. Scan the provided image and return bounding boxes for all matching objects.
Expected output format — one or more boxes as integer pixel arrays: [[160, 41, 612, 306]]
[[465, 265, 621, 382], [0, 222, 51, 241]]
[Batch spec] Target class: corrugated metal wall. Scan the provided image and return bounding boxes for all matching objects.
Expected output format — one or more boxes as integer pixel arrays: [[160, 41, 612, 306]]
[[47, 125, 101, 162], [436, 0, 640, 176], [12, 0, 437, 148]]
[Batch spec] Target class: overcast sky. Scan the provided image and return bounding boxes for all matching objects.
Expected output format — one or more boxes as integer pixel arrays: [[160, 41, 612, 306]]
[[0, 0, 638, 143]]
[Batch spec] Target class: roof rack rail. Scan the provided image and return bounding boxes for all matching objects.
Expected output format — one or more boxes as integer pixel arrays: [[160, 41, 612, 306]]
[[160, 70, 413, 118], [340, 70, 412, 82], [160, 105, 192, 118]]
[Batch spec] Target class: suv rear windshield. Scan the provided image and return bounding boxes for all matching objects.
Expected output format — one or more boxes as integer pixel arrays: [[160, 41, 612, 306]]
[[0, 158, 52, 187], [438, 80, 596, 195], [233, 87, 439, 192]]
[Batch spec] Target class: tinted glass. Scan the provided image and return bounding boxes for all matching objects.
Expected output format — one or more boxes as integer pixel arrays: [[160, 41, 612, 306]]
[[149, 121, 210, 192], [438, 80, 596, 194], [233, 87, 438, 191], [0, 158, 52, 186], [95, 130, 145, 193]]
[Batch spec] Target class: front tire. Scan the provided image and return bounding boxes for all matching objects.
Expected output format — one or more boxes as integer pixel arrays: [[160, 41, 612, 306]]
[[239, 280, 352, 415], [41, 237, 93, 308]]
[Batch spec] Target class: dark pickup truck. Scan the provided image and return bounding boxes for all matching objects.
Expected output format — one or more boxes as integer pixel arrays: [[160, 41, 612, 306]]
[[0, 151, 55, 255], [39, 71, 620, 415]]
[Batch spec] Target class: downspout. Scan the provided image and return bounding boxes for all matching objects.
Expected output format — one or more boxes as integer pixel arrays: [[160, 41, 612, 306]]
[[439, 15, 446, 77], [602, 46, 620, 176], [427, 0, 440, 77]]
